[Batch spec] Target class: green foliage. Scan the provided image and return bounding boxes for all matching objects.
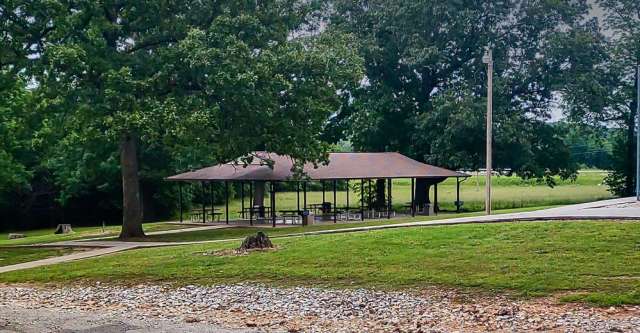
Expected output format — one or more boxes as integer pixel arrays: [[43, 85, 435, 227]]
[[563, 0, 640, 196], [0, 76, 31, 195], [326, 0, 595, 183], [1, 0, 363, 230], [559, 123, 615, 170]]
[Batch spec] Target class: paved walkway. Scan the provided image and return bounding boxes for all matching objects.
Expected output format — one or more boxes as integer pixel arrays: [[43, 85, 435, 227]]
[[1, 197, 638, 274]]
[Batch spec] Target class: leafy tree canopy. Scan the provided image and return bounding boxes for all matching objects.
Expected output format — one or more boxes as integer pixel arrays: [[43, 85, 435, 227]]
[[2, 0, 363, 236], [326, 0, 599, 185]]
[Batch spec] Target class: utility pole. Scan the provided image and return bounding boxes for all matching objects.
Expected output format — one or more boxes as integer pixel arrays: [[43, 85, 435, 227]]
[[636, 65, 639, 201], [483, 48, 493, 214]]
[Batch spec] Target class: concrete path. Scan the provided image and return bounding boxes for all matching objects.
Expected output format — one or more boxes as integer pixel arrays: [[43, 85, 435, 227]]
[[1, 197, 638, 274], [0, 245, 137, 274]]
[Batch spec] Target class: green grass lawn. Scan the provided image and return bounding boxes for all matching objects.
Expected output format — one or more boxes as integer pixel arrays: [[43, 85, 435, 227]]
[[187, 170, 613, 220], [0, 222, 195, 246], [3, 220, 639, 306], [0, 247, 82, 267]]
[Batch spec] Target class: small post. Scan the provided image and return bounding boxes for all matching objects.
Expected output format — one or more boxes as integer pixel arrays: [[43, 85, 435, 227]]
[[178, 182, 183, 223], [360, 179, 364, 221], [322, 181, 326, 203], [411, 178, 415, 217], [225, 181, 229, 224]]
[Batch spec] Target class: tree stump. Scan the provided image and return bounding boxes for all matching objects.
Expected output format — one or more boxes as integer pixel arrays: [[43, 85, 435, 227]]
[[238, 232, 273, 251], [54, 224, 73, 234]]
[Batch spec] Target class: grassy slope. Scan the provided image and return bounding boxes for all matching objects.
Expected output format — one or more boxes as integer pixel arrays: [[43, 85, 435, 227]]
[[189, 171, 612, 220], [0, 247, 80, 267], [3, 220, 639, 306]]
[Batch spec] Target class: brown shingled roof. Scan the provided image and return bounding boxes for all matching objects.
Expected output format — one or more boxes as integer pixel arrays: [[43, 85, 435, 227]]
[[166, 151, 469, 181]]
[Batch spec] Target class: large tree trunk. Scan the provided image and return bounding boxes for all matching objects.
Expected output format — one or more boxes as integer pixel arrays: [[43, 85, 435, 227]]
[[415, 178, 431, 208], [253, 181, 266, 217], [119, 133, 145, 239], [375, 179, 386, 209]]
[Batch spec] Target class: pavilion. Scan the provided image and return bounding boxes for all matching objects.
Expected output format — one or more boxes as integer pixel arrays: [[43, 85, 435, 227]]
[[166, 151, 469, 227]]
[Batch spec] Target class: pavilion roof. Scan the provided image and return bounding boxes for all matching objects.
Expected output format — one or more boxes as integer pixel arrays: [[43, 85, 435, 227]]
[[166, 151, 469, 182]]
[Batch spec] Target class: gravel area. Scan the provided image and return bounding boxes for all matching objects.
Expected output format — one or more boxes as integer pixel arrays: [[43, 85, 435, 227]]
[[1, 283, 639, 332]]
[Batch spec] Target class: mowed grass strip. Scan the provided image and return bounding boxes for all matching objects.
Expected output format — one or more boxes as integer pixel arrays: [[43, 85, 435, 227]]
[[0, 247, 82, 267], [2, 220, 640, 306], [0, 222, 197, 246]]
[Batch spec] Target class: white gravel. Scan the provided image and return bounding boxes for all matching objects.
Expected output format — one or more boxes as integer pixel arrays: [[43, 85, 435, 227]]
[[1, 283, 639, 332]]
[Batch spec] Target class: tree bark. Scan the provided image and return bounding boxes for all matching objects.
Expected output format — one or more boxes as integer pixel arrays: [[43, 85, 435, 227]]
[[253, 181, 266, 217], [119, 133, 145, 239], [375, 179, 386, 209], [414, 178, 431, 208]]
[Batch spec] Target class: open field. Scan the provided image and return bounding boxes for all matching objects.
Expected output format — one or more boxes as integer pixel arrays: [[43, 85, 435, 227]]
[[0, 247, 82, 267], [3, 220, 639, 306], [186, 170, 613, 220]]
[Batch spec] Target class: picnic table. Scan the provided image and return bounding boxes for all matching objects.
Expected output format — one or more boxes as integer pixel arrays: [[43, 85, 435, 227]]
[[279, 209, 302, 224], [309, 202, 332, 215], [240, 206, 272, 219], [190, 207, 222, 223]]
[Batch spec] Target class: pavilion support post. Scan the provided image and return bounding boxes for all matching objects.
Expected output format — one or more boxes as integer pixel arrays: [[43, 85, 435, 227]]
[[333, 180, 337, 223], [241, 182, 245, 219], [303, 182, 307, 210], [387, 179, 392, 219], [271, 182, 276, 228], [346, 180, 350, 216], [368, 179, 372, 215], [434, 183, 438, 216], [210, 182, 214, 219], [456, 177, 461, 213], [225, 181, 229, 224], [178, 182, 183, 223], [201, 182, 206, 223], [360, 179, 364, 221], [296, 182, 300, 213], [249, 181, 253, 226], [411, 178, 415, 217], [322, 181, 326, 203]]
